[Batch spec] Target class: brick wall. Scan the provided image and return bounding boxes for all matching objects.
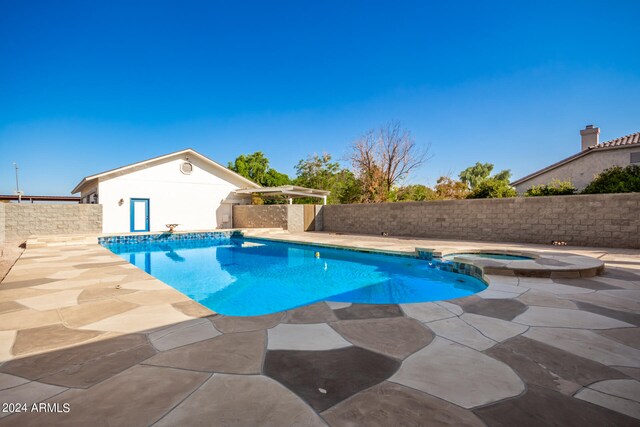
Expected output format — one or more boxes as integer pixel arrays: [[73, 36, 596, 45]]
[[2, 204, 103, 243], [323, 194, 640, 249]]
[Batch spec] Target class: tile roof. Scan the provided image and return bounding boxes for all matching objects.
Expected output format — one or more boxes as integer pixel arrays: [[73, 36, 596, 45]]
[[596, 131, 640, 148]]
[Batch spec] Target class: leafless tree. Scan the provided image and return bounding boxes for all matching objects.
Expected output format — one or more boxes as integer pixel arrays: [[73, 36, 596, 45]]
[[348, 121, 430, 202]]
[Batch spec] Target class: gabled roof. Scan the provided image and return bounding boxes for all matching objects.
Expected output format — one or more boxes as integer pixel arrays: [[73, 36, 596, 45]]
[[511, 131, 640, 186], [71, 148, 260, 194]]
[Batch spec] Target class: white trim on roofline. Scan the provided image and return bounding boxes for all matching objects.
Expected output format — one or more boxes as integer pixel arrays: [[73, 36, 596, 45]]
[[71, 148, 261, 194]]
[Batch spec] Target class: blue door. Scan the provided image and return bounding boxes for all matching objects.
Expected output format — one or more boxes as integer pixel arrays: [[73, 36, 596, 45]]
[[130, 198, 150, 232]]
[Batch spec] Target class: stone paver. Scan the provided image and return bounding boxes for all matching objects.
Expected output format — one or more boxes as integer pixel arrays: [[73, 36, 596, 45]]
[[330, 317, 433, 359], [156, 374, 326, 427], [400, 302, 457, 323], [333, 304, 403, 320], [211, 313, 283, 333], [0, 231, 639, 425], [576, 301, 640, 326], [516, 290, 579, 309], [58, 298, 137, 328], [513, 306, 634, 329], [0, 373, 29, 390], [268, 323, 351, 350], [525, 327, 640, 367], [455, 297, 527, 321], [144, 330, 265, 373], [390, 337, 525, 408], [0, 309, 60, 331], [1, 333, 156, 388], [486, 335, 627, 395], [12, 324, 103, 356], [0, 330, 16, 361], [575, 379, 640, 420], [427, 317, 496, 350], [148, 318, 220, 351], [283, 302, 337, 324], [79, 304, 193, 333], [598, 327, 640, 349], [460, 313, 528, 342], [474, 384, 638, 427], [264, 347, 400, 411], [322, 381, 485, 427]]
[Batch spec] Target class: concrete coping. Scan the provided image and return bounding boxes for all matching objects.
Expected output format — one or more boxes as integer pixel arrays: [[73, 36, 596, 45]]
[[414, 247, 604, 279]]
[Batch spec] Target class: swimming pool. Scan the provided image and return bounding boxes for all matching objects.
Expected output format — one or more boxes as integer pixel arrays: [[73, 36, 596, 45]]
[[104, 236, 487, 316]]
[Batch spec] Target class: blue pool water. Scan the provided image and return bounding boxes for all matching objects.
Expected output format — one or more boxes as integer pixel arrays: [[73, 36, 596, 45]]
[[442, 253, 533, 261], [104, 237, 487, 316]]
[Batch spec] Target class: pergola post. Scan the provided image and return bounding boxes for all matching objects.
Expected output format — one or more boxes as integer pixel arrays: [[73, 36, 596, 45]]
[[288, 198, 293, 205], [323, 196, 327, 205]]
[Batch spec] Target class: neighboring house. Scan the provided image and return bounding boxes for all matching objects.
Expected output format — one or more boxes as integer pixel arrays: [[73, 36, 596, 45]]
[[512, 125, 640, 193], [72, 149, 259, 234]]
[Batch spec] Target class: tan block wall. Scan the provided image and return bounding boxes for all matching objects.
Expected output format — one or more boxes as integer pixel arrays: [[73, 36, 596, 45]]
[[233, 204, 321, 232], [233, 205, 289, 230], [3, 204, 103, 243], [323, 194, 640, 249], [0, 204, 5, 244], [286, 205, 304, 233]]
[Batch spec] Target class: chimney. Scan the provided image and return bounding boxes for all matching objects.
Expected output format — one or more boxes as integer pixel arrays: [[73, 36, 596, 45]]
[[580, 124, 600, 151]]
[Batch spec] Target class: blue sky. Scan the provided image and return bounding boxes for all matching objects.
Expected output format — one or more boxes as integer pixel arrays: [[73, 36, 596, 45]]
[[1, 0, 639, 195]]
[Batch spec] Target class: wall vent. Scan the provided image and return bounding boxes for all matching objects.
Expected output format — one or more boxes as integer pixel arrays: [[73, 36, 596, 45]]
[[180, 161, 193, 174]]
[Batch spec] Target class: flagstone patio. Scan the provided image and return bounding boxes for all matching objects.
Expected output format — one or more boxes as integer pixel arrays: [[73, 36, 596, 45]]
[[0, 232, 639, 426]]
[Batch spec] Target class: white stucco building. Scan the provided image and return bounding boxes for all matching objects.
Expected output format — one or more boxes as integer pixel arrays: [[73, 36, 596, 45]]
[[512, 126, 640, 193], [72, 149, 259, 234]]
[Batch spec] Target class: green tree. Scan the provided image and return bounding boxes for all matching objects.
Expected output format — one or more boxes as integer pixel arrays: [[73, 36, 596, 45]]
[[294, 154, 340, 190], [263, 169, 291, 187], [393, 184, 438, 202], [525, 180, 576, 197], [228, 152, 290, 187], [333, 170, 363, 204], [459, 162, 511, 190], [467, 178, 517, 198], [582, 165, 640, 194], [294, 153, 363, 204]]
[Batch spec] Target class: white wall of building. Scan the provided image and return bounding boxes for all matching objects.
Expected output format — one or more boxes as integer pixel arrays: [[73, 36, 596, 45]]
[[514, 146, 640, 193], [97, 156, 251, 234]]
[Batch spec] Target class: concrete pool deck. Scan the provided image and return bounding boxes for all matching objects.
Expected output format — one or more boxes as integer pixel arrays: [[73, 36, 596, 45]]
[[0, 231, 639, 425]]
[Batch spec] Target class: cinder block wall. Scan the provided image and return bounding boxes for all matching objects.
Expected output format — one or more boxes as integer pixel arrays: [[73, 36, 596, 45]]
[[0, 204, 5, 244], [286, 205, 304, 232], [233, 205, 290, 229], [323, 193, 640, 249], [232, 204, 320, 232], [3, 204, 103, 243]]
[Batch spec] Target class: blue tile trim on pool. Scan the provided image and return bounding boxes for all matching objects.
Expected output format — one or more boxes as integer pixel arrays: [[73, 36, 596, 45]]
[[98, 230, 243, 245]]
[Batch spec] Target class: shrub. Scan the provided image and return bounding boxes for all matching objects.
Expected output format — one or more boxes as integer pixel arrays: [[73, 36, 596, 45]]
[[525, 180, 576, 197], [466, 178, 517, 199], [393, 184, 438, 202], [582, 165, 640, 194]]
